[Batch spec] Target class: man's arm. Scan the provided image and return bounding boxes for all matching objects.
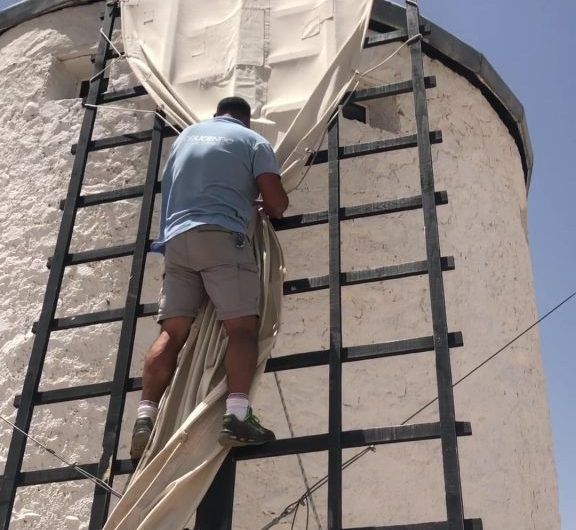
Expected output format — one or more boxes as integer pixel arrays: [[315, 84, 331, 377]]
[[256, 173, 289, 219]]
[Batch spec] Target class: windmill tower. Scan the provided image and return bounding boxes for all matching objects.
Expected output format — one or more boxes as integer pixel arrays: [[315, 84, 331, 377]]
[[0, 1, 559, 529]]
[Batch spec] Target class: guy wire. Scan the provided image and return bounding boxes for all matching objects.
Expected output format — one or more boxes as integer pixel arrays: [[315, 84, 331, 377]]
[[261, 289, 576, 529]]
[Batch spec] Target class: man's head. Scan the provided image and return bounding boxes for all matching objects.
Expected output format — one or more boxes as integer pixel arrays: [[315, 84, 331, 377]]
[[215, 97, 251, 127]]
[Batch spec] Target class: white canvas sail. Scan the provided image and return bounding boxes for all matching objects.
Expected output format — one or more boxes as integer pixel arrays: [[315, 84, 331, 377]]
[[121, 0, 373, 191]]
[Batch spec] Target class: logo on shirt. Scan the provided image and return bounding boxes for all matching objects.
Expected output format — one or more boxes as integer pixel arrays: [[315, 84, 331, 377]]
[[189, 135, 234, 145]]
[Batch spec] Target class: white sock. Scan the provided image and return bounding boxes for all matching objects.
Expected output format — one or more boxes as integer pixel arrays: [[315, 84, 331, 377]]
[[226, 393, 250, 420], [137, 400, 159, 423]]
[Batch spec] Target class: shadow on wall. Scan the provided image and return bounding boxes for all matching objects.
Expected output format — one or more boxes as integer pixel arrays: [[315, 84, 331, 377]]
[[45, 53, 93, 100]]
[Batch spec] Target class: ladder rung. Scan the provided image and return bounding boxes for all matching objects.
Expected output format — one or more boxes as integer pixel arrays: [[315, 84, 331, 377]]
[[59, 182, 161, 210], [64, 183, 440, 221], [73, 129, 438, 158], [62, 194, 455, 265], [363, 24, 431, 48], [266, 331, 463, 372], [13, 422, 472, 486], [272, 191, 448, 231], [311, 131, 442, 165], [98, 85, 147, 104], [31, 304, 157, 333], [14, 332, 463, 407], [18, 463, 98, 487], [342, 102, 367, 123], [234, 421, 472, 461], [349, 76, 436, 104], [284, 256, 454, 295], [16, 458, 134, 488], [32, 257, 454, 332], [71, 127, 178, 154], [13, 378, 142, 408], [47, 242, 145, 268], [105, 50, 122, 61], [65, 188, 447, 226], [344, 520, 483, 530], [90, 49, 122, 64]]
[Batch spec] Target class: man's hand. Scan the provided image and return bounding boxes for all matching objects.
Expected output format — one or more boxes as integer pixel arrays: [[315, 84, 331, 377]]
[[254, 199, 283, 218], [256, 173, 289, 219]]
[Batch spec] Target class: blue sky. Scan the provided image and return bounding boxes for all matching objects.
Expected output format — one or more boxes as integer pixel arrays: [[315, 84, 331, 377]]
[[0, 0, 573, 527], [419, 0, 576, 528]]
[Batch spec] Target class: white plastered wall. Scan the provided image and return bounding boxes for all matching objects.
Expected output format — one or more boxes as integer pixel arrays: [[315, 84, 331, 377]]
[[0, 3, 167, 527], [0, 3, 560, 529]]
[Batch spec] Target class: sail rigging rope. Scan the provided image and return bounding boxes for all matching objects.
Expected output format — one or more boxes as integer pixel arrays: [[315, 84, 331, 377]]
[[89, 28, 126, 83], [0, 414, 122, 498]]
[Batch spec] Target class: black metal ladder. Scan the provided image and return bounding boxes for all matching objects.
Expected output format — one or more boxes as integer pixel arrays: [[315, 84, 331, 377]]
[[196, 2, 482, 529], [0, 1, 482, 529], [0, 4, 164, 529]]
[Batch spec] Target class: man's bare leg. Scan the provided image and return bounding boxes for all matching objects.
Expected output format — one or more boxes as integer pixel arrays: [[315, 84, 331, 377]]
[[131, 316, 192, 459], [222, 315, 259, 395], [219, 315, 275, 446], [142, 316, 194, 402]]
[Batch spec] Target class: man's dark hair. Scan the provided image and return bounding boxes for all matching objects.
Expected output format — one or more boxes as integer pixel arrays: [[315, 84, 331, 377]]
[[215, 97, 251, 124]]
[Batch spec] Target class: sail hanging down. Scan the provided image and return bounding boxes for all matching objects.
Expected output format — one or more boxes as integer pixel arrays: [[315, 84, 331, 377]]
[[104, 1, 373, 528], [104, 213, 284, 530], [121, 0, 374, 191]]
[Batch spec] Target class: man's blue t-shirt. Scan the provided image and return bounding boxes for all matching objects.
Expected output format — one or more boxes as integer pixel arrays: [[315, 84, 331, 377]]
[[152, 116, 279, 252]]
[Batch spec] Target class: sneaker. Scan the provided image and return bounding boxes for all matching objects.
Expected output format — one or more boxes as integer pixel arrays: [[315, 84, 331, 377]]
[[218, 408, 276, 447], [130, 417, 154, 460]]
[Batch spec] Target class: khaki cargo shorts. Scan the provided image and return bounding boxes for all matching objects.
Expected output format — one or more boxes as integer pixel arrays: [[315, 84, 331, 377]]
[[157, 226, 260, 322]]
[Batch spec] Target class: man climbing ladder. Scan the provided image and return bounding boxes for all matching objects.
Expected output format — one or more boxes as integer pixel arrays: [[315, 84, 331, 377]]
[[130, 97, 289, 460]]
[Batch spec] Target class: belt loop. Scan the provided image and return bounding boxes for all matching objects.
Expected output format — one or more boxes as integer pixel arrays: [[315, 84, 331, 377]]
[[234, 232, 246, 248]]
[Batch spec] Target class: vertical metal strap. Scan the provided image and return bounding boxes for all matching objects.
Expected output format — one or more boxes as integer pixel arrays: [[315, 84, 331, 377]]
[[405, 2, 465, 529], [327, 114, 343, 530], [0, 5, 117, 529], [89, 114, 165, 528], [194, 455, 237, 530]]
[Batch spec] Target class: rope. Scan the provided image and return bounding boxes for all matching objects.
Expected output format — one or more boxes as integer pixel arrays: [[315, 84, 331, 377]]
[[295, 34, 421, 187], [360, 33, 421, 77], [261, 32, 426, 530], [273, 372, 323, 529], [401, 288, 576, 425], [89, 55, 124, 84], [261, 289, 576, 528], [89, 29, 126, 83], [260, 445, 376, 530], [100, 27, 124, 60], [0, 414, 122, 498]]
